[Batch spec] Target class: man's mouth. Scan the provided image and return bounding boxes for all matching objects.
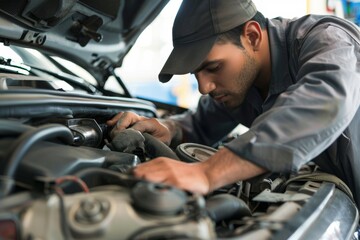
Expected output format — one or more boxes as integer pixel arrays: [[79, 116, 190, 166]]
[[212, 94, 227, 102]]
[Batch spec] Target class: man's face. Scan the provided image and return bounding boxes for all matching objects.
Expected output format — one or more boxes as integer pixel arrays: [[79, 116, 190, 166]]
[[194, 42, 259, 109]]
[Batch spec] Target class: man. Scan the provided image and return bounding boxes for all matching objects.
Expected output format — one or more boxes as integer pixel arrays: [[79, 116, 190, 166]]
[[107, 0, 360, 207]]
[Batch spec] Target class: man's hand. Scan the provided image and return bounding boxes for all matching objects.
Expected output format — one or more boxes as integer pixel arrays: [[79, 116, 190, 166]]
[[133, 158, 211, 194], [133, 147, 267, 194], [107, 112, 172, 145]]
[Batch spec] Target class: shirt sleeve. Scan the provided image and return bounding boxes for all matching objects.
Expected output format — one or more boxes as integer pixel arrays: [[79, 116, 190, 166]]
[[225, 24, 360, 173]]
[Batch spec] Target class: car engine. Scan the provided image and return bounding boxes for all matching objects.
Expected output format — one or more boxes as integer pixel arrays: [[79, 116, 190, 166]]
[[0, 92, 358, 240]]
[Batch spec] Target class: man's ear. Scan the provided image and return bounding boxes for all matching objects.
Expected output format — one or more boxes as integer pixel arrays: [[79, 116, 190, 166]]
[[242, 21, 262, 51]]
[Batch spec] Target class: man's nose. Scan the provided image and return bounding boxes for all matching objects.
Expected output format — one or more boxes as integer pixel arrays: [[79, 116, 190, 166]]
[[196, 73, 216, 95]]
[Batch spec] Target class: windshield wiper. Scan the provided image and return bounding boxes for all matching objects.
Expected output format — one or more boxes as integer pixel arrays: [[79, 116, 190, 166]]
[[0, 57, 99, 94], [0, 57, 30, 75], [28, 64, 99, 94]]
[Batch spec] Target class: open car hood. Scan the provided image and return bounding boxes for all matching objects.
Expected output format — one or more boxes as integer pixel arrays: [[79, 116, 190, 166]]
[[0, 0, 169, 75]]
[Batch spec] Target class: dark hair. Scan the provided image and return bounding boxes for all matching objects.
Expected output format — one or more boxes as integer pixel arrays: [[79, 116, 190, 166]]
[[216, 11, 266, 48]]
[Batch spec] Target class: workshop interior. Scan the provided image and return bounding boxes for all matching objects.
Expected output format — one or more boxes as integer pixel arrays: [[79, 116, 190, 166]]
[[0, 0, 359, 239]]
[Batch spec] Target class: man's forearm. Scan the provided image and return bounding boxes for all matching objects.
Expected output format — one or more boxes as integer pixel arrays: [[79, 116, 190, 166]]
[[201, 147, 267, 192]]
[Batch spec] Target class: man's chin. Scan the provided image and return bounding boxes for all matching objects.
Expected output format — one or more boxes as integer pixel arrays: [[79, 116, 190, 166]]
[[222, 99, 243, 110], [222, 101, 236, 110], [212, 95, 242, 109]]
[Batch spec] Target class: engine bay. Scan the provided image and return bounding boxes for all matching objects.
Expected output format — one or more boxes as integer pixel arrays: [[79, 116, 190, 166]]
[[0, 111, 358, 239]]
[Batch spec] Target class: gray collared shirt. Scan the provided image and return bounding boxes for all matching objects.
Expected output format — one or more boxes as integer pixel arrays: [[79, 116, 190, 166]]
[[171, 15, 360, 207]]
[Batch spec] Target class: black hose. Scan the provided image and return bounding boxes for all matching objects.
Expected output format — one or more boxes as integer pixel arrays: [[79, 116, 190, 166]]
[[55, 191, 73, 240], [0, 124, 74, 198], [143, 133, 179, 160], [0, 120, 35, 136], [111, 128, 179, 160], [205, 194, 252, 223], [74, 167, 141, 188]]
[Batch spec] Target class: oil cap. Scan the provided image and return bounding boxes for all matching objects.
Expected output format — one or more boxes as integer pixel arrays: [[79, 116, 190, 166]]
[[131, 182, 187, 216]]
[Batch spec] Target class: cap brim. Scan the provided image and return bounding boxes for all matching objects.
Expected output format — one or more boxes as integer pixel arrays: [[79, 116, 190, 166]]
[[158, 35, 217, 83]]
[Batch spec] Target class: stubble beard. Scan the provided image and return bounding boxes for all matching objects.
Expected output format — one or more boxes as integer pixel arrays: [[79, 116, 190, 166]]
[[224, 51, 258, 109]]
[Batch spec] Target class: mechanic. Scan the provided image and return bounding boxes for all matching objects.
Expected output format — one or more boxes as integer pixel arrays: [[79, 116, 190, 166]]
[[107, 0, 360, 207]]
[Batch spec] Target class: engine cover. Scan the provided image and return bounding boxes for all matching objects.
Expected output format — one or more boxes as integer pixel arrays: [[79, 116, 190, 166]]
[[20, 183, 216, 240]]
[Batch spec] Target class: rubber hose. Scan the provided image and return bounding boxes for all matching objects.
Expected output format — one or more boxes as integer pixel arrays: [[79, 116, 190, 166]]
[[0, 120, 35, 136], [0, 124, 73, 198], [143, 133, 179, 160], [205, 194, 252, 222]]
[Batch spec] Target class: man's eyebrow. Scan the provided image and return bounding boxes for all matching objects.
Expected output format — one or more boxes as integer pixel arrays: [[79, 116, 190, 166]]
[[192, 60, 220, 74]]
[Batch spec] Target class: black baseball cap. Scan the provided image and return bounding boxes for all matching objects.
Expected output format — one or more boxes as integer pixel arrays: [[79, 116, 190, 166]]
[[158, 0, 257, 83]]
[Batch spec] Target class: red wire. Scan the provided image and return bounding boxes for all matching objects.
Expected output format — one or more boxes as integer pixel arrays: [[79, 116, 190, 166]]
[[55, 175, 90, 193]]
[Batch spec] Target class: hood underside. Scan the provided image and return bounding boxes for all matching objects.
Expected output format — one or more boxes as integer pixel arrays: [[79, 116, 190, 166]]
[[0, 0, 169, 73]]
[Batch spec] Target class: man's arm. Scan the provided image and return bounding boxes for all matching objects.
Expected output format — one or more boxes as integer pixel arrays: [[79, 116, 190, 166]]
[[204, 147, 267, 191], [133, 147, 267, 194]]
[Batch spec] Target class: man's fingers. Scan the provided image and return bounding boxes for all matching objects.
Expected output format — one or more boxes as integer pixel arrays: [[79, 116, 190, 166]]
[[106, 112, 124, 126], [107, 112, 171, 145], [132, 158, 210, 194], [115, 113, 135, 130], [131, 119, 171, 145], [131, 119, 158, 134], [133, 158, 165, 175], [109, 112, 148, 130]]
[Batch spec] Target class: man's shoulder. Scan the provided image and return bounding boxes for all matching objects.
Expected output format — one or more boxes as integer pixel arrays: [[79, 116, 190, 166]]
[[268, 14, 359, 44], [270, 14, 354, 26]]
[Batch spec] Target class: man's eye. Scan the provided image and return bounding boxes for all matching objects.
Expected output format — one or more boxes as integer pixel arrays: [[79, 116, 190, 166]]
[[206, 65, 221, 72]]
